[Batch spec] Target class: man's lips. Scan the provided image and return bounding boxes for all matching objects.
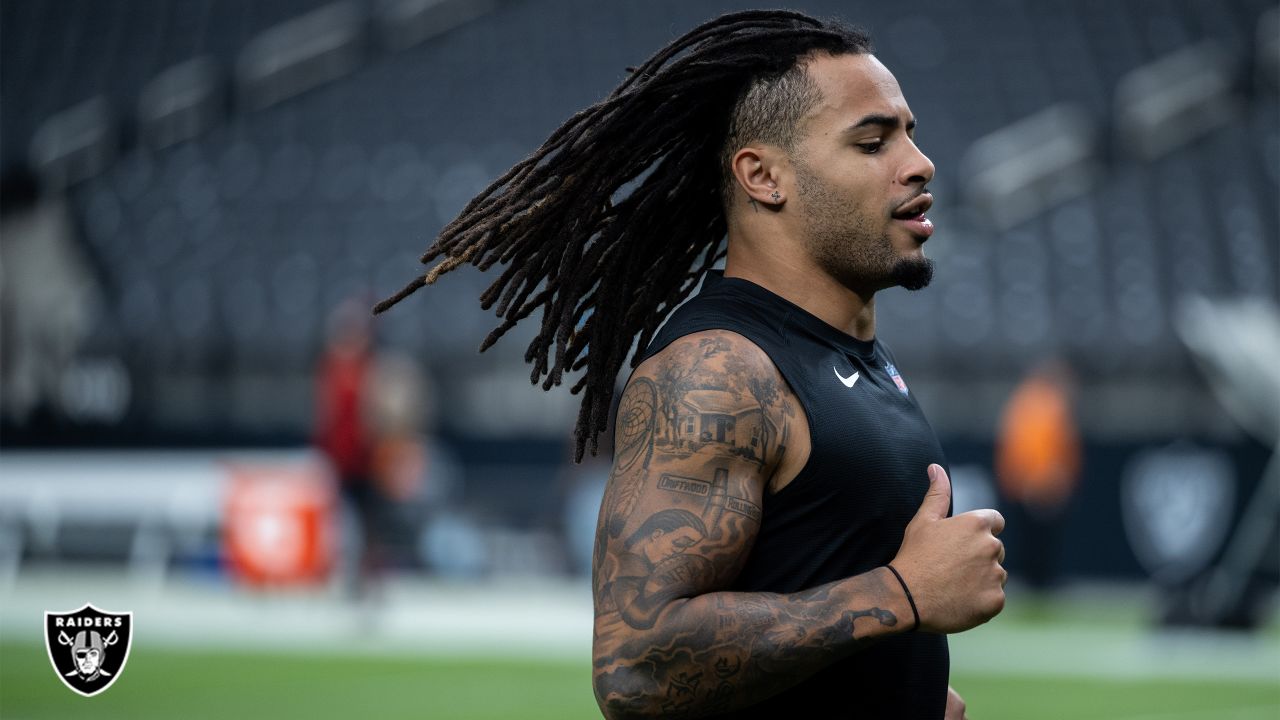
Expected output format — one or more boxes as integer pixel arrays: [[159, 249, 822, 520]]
[[893, 192, 934, 238], [892, 192, 933, 219], [896, 214, 934, 238]]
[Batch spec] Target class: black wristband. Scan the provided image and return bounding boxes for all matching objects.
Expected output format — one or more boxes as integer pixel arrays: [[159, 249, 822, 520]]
[[885, 564, 920, 632]]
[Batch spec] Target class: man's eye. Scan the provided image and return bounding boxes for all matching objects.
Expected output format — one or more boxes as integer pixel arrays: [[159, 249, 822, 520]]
[[857, 142, 884, 154]]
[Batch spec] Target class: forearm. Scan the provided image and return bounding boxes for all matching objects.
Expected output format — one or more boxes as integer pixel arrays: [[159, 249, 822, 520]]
[[593, 566, 909, 719]]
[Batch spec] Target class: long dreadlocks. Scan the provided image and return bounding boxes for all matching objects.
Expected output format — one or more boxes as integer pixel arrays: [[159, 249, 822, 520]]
[[375, 10, 872, 461]]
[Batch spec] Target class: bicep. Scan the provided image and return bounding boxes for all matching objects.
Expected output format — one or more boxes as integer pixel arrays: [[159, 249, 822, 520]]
[[594, 388, 765, 631], [592, 331, 793, 632]]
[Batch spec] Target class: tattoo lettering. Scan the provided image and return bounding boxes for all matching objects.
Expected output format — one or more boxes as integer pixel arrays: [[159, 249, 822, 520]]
[[648, 553, 715, 591], [660, 670, 702, 715], [706, 656, 741, 713], [659, 469, 761, 526], [725, 496, 762, 522], [714, 655, 741, 679], [658, 474, 711, 497]]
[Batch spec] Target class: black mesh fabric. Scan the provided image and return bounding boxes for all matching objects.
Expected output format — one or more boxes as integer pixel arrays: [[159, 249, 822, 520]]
[[635, 270, 951, 719]]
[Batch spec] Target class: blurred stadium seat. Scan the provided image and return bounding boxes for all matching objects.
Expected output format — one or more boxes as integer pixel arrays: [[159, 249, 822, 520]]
[[2, 0, 1275, 441]]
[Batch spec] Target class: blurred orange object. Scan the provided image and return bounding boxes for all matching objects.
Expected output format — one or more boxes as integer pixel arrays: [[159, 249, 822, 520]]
[[996, 362, 1080, 509], [223, 463, 336, 586]]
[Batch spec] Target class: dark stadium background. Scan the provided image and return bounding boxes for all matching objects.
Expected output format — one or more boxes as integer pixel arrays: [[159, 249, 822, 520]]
[[1, 1, 1277, 718]]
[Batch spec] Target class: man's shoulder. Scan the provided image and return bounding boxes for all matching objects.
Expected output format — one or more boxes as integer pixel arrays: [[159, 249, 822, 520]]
[[639, 287, 783, 368], [674, 276, 779, 320], [655, 292, 762, 333], [635, 329, 779, 384], [625, 327, 809, 493]]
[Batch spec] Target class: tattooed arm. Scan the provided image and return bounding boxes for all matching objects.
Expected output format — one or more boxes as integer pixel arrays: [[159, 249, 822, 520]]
[[591, 331, 915, 719]]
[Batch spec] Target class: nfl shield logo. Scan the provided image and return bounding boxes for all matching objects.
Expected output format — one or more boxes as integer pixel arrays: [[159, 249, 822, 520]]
[[44, 604, 133, 697], [884, 363, 909, 396]]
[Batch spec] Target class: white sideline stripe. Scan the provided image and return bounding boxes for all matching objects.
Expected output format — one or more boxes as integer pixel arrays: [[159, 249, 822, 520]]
[[1109, 705, 1280, 720], [949, 623, 1280, 682]]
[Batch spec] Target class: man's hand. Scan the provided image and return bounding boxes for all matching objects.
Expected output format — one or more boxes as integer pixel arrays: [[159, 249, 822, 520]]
[[945, 685, 968, 720], [890, 464, 1007, 633]]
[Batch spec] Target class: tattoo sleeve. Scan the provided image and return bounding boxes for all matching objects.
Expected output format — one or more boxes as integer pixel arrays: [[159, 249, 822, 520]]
[[591, 331, 909, 719]]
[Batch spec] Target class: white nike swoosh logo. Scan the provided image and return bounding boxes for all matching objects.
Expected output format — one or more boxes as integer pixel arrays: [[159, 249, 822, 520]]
[[834, 367, 860, 388]]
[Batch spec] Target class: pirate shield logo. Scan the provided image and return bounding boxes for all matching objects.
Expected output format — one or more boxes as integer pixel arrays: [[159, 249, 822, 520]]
[[44, 604, 133, 697]]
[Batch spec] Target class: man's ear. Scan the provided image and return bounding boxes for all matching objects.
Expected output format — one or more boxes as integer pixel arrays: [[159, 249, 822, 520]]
[[730, 145, 788, 207]]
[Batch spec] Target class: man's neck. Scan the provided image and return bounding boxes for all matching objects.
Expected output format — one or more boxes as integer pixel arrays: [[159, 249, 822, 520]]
[[723, 234, 878, 342]]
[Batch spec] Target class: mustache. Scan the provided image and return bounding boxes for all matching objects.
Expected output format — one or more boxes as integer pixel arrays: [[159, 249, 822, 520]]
[[893, 189, 933, 215]]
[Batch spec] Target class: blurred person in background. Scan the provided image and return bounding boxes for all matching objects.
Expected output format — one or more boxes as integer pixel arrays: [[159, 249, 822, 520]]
[[0, 163, 100, 427], [316, 300, 457, 593], [367, 352, 428, 569], [367, 351, 458, 571], [314, 297, 382, 597], [377, 10, 1006, 718], [996, 358, 1081, 598]]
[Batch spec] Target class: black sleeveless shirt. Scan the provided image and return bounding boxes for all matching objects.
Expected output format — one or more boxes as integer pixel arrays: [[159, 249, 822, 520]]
[[634, 271, 950, 719]]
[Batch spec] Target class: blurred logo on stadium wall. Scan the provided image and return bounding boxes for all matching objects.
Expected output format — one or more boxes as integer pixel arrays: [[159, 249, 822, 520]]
[[44, 604, 133, 697], [1121, 444, 1235, 584], [223, 464, 335, 586]]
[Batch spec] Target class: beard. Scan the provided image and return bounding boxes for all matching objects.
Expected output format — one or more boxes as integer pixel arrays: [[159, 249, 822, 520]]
[[890, 255, 934, 291], [794, 162, 934, 292]]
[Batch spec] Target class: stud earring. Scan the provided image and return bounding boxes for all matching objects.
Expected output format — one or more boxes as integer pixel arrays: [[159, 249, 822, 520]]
[[770, 191, 782, 203]]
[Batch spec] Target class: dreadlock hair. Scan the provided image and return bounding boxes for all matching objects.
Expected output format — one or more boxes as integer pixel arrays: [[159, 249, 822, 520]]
[[375, 10, 873, 462]]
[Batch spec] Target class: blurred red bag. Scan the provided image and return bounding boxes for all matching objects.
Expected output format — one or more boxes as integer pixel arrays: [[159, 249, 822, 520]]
[[223, 463, 335, 586]]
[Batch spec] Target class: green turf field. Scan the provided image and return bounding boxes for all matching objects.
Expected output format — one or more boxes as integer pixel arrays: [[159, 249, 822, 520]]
[[2, 642, 1277, 720]]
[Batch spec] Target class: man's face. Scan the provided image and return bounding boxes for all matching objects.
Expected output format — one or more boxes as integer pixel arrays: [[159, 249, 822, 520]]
[[641, 527, 703, 566], [76, 647, 101, 675], [789, 53, 936, 294]]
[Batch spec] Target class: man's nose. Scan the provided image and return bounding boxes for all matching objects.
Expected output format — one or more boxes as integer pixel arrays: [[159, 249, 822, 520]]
[[898, 142, 935, 187]]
